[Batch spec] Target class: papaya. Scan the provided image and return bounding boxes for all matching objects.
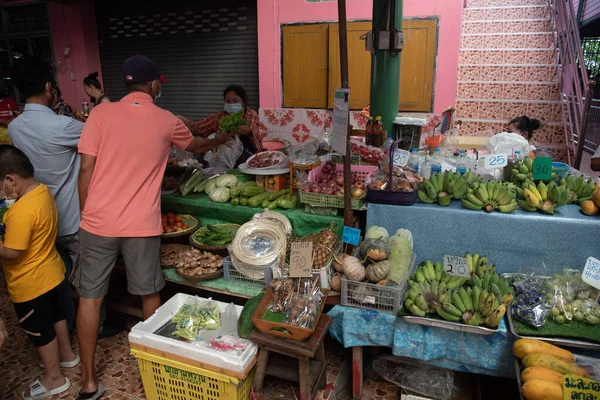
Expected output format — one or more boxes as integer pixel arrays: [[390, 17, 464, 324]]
[[522, 379, 562, 400], [522, 353, 589, 377], [592, 190, 600, 208], [581, 200, 599, 216], [513, 339, 574, 362], [521, 367, 565, 386]]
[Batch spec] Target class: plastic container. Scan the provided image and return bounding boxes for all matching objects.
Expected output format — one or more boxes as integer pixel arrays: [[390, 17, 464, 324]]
[[456, 150, 467, 175], [430, 148, 442, 175], [223, 256, 272, 288], [128, 293, 257, 377], [552, 162, 569, 178], [341, 253, 417, 314], [131, 348, 255, 400], [393, 117, 426, 151], [407, 148, 420, 172]]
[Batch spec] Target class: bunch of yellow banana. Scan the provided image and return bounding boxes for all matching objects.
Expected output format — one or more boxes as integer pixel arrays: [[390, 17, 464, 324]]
[[519, 179, 568, 215], [465, 252, 496, 277], [404, 259, 466, 317], [417, 170, 480, 206], [510, 157, 557, 185], [462, 180, 518, 213], [560, 174, 598, 204]]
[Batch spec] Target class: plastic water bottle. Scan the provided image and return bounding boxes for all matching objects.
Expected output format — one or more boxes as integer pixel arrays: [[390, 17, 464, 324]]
[[407, 148, 420, 172], [430, 148, 442, 175], [419, 153, 432, 179], [456, 150, 467, 175], [382, 133, 394, 151]]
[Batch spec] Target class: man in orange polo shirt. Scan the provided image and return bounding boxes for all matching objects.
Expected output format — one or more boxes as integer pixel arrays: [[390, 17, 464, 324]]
[[75, 55, 231, 399]]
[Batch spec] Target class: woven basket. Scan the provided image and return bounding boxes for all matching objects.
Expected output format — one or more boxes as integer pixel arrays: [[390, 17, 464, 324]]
[[188, 224, 240, 257], [161, 215, 200, 242], [174, 268, 223, 283]]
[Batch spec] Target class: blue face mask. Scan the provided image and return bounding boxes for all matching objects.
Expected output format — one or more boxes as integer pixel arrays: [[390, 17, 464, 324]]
[[224, 103, 243, 114]]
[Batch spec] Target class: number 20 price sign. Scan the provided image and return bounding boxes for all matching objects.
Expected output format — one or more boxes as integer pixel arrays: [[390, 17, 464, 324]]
[[443, 255, 471, 279]]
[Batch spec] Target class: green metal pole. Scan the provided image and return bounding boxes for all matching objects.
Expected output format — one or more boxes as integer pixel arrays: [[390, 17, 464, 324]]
[[370, 0, 403, 136]]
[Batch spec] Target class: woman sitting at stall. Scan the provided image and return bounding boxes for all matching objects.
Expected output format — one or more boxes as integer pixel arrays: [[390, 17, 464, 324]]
[[508, 116, 541, 144], [181, 85, 263, 156], [83, 72, 110, 107]]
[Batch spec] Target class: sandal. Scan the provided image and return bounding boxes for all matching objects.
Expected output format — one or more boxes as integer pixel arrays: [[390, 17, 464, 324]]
[[21, 378, 70, 400], [77, 382, 106, 400], [38, 355, 81, 369]]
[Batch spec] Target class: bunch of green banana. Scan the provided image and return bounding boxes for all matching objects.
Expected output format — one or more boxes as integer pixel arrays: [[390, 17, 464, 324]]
[[404, 259, 466, 317], [417, 170, 477, 206], [470, 269, 514, 305], [465, 252, 496, 278], [559, 174, 598, 204], [519, 179, 568, 215], [437, 286, 506, 328], [510, 157, 557, 185], [462, 180, 518, 213]]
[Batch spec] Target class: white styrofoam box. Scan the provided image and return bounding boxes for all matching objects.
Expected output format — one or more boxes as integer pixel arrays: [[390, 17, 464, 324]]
[[128, 293, 257, 375]]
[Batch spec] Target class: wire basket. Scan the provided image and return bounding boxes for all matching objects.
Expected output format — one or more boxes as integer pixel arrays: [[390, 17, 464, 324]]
[[223, 256, 272, 288], [341, 253, 417, 314]]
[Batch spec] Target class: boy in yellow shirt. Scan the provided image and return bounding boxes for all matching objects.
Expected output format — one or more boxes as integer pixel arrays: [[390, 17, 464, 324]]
[[0, 145, 78, 399]]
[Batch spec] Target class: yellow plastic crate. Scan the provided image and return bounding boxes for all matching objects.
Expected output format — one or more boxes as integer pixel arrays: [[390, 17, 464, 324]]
[[131, 349, 255, 400]]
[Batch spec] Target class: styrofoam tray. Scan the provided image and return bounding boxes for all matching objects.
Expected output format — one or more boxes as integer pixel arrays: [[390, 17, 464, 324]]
[[128, 293, 257, 374]]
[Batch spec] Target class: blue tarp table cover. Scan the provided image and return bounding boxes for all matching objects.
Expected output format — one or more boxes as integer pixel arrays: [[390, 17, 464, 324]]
[[328, 305, 516, 377]]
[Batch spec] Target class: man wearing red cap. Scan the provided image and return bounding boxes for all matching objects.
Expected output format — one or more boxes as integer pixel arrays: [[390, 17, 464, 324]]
[[74, 55, 231, 399]]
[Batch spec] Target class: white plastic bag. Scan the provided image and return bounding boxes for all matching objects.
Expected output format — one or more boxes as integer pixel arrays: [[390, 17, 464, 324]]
[[486, 132, 535, 156], [205, 134, 243, 170]]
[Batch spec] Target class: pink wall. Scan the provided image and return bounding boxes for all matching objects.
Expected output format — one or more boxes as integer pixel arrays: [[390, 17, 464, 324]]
[[47, 0, 103, 109], [257, 0, 463, 114]]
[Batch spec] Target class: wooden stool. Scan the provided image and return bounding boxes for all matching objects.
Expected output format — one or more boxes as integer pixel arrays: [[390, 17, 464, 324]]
[[251, 314, 332, 399]]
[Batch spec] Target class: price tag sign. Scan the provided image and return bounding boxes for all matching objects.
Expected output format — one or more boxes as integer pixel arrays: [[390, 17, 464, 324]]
[[393, 149, 410, 167], [563, 374, 600, 400], [342, 226, 361, 246], [443, 255, 471, 278], [289, 242, 313, 278], [332, 88, 350, 154], [532, 156, 552, 181], [484, 154, 508, 169], [582, 257, 600, 290]]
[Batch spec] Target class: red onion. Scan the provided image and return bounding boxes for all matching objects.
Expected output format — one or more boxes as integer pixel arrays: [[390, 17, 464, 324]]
[[310, 183, 321, 193], [323, 187, 335, 195], [327, 180, 337, 188], [303, 187, 312, 193]]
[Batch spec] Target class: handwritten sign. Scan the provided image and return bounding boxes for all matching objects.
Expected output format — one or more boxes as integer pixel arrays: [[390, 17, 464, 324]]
[[443, 255, 471, 279], [484, 154, 508, 169], [393, 149, 410, 167], [582, 257, 600, 290], [342, 226, 361, 246], [289, 242, 313, 278], [532, 156, 552, 181], [563, 374, 600, 400]]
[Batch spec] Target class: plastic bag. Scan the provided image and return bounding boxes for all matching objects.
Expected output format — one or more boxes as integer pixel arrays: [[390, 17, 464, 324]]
[[286, 295, 319, 329], [209, 335, 251, 355], [509, 274, 550, 329], [373, 355, 454, 400], [358, 238, 390, 261], [205, 134, 244, 170], [486, 132, 535, 156], [545, 269, 600, 325], [220, 303, 238, 336], [171, 298, 203, 341], [288, 137, 319, 164]]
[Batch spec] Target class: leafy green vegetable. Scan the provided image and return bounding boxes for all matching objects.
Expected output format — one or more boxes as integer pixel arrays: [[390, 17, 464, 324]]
[[219, 111, 250, 133]]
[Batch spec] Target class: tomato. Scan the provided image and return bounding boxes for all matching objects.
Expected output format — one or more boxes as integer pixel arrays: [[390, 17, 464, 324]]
[[175, 215, 182, 222], [176, 222, 183, 227], [167, 212, 175, 218], [182, 224, 188, 230], [168, 217, 175, 225]]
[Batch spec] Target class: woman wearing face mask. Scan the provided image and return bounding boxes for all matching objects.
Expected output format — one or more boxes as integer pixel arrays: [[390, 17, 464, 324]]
[[83, 72, 110, 107], [180, 85, 262, 156]]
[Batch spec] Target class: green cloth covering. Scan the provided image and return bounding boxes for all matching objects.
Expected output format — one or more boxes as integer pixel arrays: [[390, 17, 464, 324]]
[[162, 193, 344, 238], [163, 268, 264, 297]]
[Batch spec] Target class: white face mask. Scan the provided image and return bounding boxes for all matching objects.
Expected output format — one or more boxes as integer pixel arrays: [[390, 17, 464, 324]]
[[224, 103, 243, 114], [0, 177, 16, 208]]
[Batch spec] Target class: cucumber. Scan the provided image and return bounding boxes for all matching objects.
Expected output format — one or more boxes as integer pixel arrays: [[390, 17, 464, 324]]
[[179, 169, 205, 196], [261, 199, 271, 208], [268, 189, 288, 202], [231, 181, 256, 197], [241, 185, 266, 197], [238, 292, 264, 338], [278, 195, 297, 209], [248, 192, 272, 208], [231, 197, 240, 206], [268, 199, 279, 210], [240, 196, 249, 206]]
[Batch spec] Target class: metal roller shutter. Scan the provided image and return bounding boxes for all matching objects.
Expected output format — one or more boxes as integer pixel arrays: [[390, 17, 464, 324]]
[[94, 0, 258, 120]]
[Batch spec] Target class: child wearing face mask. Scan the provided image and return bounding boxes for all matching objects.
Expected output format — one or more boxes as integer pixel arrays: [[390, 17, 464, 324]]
[[0, 145, 78, 399]]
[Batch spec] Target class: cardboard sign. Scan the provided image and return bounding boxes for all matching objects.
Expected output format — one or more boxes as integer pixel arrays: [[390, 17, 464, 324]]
[[443, 255, 471, 279], [582, 257, 600, 290], [342, 226, 361, 246], [563, 374, 600, 400], [532, 156, 552, 181], [289, 242, 313, 278], [393, 149, 410, 167]]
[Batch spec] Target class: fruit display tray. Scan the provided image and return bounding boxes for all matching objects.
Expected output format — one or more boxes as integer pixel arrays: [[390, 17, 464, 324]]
[[507, 305, 600, 350], [402, 315, 500, 336]]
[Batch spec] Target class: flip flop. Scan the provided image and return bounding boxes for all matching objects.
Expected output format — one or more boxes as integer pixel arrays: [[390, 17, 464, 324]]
[[77, 382, 106, 400], [38, 355, 81, 369], [21, 377, 70, 400]]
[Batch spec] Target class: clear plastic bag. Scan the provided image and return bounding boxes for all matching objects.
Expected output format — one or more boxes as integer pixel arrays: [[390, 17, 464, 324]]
[[358, 238, 390, 261], [171, 298, 203, 341], [545, 269, 600, 325], [286, 294, 319, 329], [373, 355, 454, 400], [509, 274, 551, 329], [208, 335, 251, 355], [220, 303, 238, 336], [205, 134, 244, 170]]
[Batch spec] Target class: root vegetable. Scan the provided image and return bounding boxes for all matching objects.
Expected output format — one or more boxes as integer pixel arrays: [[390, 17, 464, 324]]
[[331, 273, 342, 292], [333, 253, 347, 272], [342, 256, 365, 281], [335, 176, 344, 186], [351, 188, 364, 198]]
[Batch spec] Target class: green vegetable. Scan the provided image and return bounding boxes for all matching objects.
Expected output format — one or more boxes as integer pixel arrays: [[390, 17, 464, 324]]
[[179, 169, 205, 196], [219, 111, 250, 133], [204, 178, 219, 196], [238, 292, 264, 338], [231, 197, 240, 206], [248, 192, 272, 208], [240, 196, 249, 206], [277, 194, 297, 209], [261, 199, 270, 208], [231, 181, 256, 197], [268, 199, 279, 210], [241, 185, 266, 197], [268, 189, 288, 202], [365, 226, 390, 241], [209, 187, 230, 203], [215, 174, 238, 188], [386, 229, 414, 284]]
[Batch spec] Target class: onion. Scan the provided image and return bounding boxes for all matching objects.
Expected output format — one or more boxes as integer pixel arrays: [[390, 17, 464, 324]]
[[315, 175, 324, 184], [355, 181, 366, 190], [351, 188, 365, 198], [303, 187, 312, 193], [310, 183, 321, 193], [335, 175, 344, 186], [335, 191, 343, 196], [323, 187, 335, 195], [327, 180, 337, 188]]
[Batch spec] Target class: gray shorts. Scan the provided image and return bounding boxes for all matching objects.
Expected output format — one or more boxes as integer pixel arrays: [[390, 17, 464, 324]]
[[74, 229, 165, 299]]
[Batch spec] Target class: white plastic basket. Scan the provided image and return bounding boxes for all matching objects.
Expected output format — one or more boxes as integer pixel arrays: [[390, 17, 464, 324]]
[[223, 256, 272, 288], [128, 293, 257, 375], [341, 253, 417, 314]]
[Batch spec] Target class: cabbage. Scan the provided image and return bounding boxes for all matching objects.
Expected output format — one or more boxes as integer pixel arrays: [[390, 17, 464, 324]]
[[386, 229, 413, 284], [205, 178, 218, 196], [365, 226, 389, 241], [209, 187, 230, 203], [215, 174, 238, 188]]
